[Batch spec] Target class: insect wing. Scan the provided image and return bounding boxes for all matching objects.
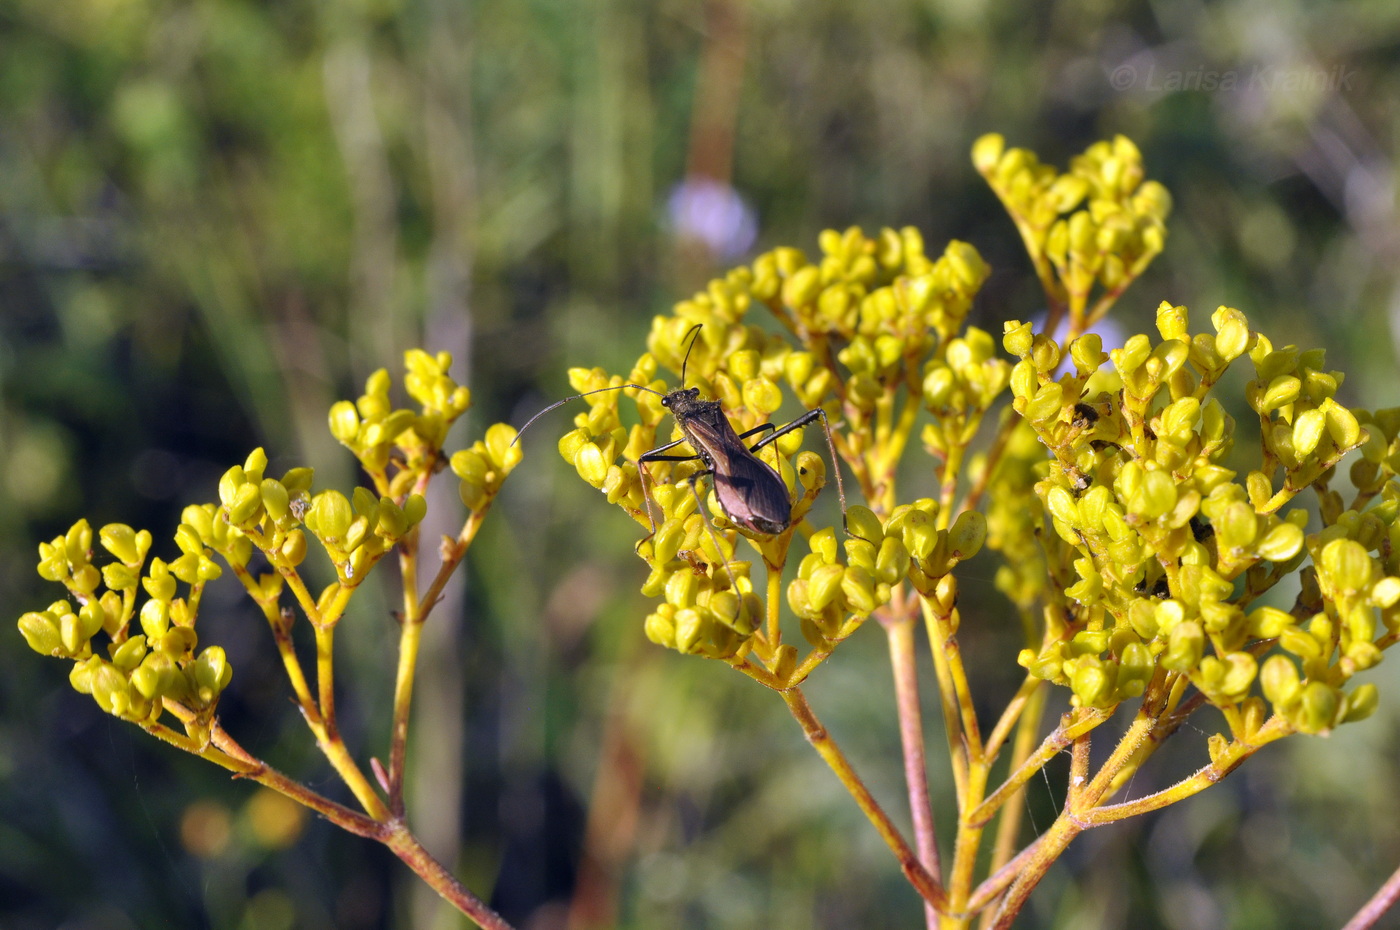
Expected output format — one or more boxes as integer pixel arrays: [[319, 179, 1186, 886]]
[[706, 440, 792, 534]]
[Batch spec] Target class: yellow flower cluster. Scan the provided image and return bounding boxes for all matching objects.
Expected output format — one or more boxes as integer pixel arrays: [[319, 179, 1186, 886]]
[[556, 228, 995, 661], [1006, 300, 1398, 734], [18, 350, 509, 735], [20, 519, 229, 725], [555, 136, 1397, 741], [974, 133, 1171, 334]]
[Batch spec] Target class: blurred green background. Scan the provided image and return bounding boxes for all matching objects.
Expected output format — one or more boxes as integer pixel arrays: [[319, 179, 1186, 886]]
[[3, 0, 1400, 927]]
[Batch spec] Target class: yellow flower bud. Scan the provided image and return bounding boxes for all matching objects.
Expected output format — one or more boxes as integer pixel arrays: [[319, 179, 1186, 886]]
[[574, 443, 609, 489], [947, 511, 987, 561], [280, 529, 308, 567], [1343, 683, 1380, 724], [193, 645, 233, 703], [485, 423, 523, 472], [99, 524, 142, 565], [1155, 302, 1189, 341], [673, 608, 706, 653], [111, 634, 148, 672], [1321, 538, 1373, 594], [1212, 306, 1251, 361], [971, 133, 1006, 174], [841, 566, 878, 615], [1002, 321, 1034, 359], [742, 377, 783, 416], [309, 490, 353, 542], [1162, 620, 1204, 672], [227, 483, 264, 526], [807, 564, 847, 611], [1295, 681, 1339, 734], [18, 611, 63, 656], [875, 537, 911, 586]]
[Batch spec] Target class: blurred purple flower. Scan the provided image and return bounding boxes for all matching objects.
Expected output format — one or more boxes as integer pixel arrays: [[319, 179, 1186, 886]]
[[1034, 310, 1128, 355], [666, 176, 758, 262]]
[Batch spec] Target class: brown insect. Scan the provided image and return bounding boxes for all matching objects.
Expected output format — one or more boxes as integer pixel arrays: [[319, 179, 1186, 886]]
[[516, 325, 847, 536]]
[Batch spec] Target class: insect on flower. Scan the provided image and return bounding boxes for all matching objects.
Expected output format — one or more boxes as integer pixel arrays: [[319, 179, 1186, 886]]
[[514, 325, 849, 538]]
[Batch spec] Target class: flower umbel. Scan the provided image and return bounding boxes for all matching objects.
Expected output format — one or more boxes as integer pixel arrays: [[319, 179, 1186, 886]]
[[17, 350, 519, 930], [555, 136, 1400, 925]]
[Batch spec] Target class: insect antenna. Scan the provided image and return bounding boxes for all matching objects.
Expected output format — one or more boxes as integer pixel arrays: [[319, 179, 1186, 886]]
[[678, 323, 704, 385], [512, 383, 666, 447]]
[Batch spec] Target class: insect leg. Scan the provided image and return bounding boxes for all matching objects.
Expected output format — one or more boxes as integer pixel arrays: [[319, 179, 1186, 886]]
[[735, 422, 776, 441], [637, 435, 696, 463], [746, 407, 850, 534], [678, 468, 746, 599], [637, 441, 745, 599], [635, 439, 702, 538]]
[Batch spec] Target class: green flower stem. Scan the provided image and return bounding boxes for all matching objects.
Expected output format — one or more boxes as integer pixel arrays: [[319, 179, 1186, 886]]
[[181, 712, 511, 930], [1065, 276, 1092, 339], [150, 706, 382, 835], [878, 383, 921, 487], [231, 563, 321, 726], [1082, 712, 1155, 802], [946, 760, 990, 924], [315, 624, 339, 732], [991, 197, 1066, 333], [1093, 680, 1199, 800], [231, 557, 385, 818], [885, 609, 942, 928], [983, 674, 1041, 762], [389, 607, 424, 814], [279, 563, 326, 624], [1083, 285, 1127, 331], [787, 646, 831, 685], [957, 409, 1016, 518], [938, 442, 968, 528], [1349, 484, 1385, 515], [160, 602, 509, 930], [1065, 730, 1091, 809], [921, 599, 970, 801], [983, 716, 1292, 926], [968, 829, 1050, 913], [924, 600, 983, 764], [1079, 717, 1291, 827], [736, 613, 865, 690], [965, 709, 1108, 828], [388, 526, 422, 814], [780, 687, 947, 911], [305, 582, 387, 818], [1163, 670, 1192, 717], [388, 506, 491, 810], [875, 384, 897, 454], [765, 558, 784, 645], [314, 636, 391, 818], [725, 654, 785, 688], [268, 606, 320, 723], [978, 681, 1047, 930], [988, 814, 1081, 928]]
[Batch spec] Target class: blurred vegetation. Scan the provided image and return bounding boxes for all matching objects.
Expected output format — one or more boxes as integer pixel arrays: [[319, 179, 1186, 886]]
[[3, 0, 1400, 928]]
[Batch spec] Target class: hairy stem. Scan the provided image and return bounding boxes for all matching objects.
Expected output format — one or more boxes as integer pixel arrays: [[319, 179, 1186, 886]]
[[388, 507, 490, 810], [385, 822, 515, 930], [978, 681, 1046, 929], [886, 611, 942, 928], [781, 687, 947, 910]]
